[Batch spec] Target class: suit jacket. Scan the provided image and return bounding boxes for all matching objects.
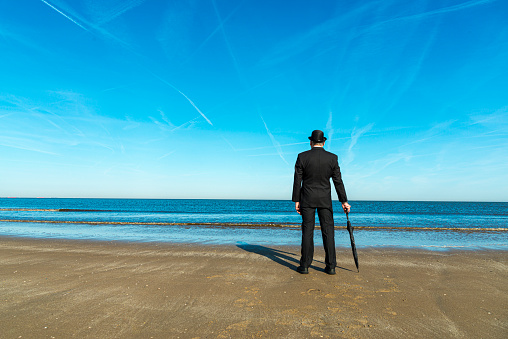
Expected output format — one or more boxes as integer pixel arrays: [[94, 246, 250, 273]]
[[292, 147, 348, 208]]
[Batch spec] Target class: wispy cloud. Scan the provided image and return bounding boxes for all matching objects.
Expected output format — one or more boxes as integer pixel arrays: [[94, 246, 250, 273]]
[[211, 0, 245, 86], [157, 150, 176, 161], [171, 117, 200, 132], [148, 70, 213, 126], [158, 109, 174, 127], [326, 111, 334, 149], [258, 2, 375, 67], [181, 1, 244, 66], [148, 116, 168, 131], [2, 93, 85, 139], [259, 0, 496, 71], [149, 110, 177, 132], [0, 136, 59, 155], [176, 90, 213, 126], [467, 106, 508, 126], [378, 20, 440, 116], [247, 152, 300, 158], [149, 113, 199, 133], [359, 152, 413, 179], [0, 92, 138, 156], [260, 115, 289, 165], [403, 119, 457, 146], [349, 124, 374, 151], [370, 0, 498, 28], [343, 123, 374, 166], [40, 0, 89, 32], [0, 27, 54, 58], [221, 135, 237, 152], [236, 141, 308, 152], [86, 0, 147, 26], [41, 0, 140, 52], [32, 111, 65, 132], [43, 1, 214, 131], [101, 84, 132, 93], [123, 116, 140, 131]]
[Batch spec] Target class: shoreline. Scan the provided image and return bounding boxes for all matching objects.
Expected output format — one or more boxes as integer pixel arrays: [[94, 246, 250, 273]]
[[1, 234, 508, 252], [1, 219, 507, 250], [1, 237, 507, 338]]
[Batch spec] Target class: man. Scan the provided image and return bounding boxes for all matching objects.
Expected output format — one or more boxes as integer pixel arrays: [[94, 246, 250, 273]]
[[292, 130, 351, 275]]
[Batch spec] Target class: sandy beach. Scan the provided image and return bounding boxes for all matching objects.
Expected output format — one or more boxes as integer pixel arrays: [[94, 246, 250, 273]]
[[1, 237, 506, 338]]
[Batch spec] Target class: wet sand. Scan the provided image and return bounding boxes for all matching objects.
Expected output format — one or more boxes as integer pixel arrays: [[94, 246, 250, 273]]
[[1, 237, 506, 338]]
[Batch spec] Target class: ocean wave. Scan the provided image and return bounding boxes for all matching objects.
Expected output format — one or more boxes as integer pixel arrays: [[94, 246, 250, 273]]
[[0, 208, 115, 212], [2, 207, 506, 216], [0, 208, 61, 212], [1, 219, 506, 232], [0, 208, 253, 214]]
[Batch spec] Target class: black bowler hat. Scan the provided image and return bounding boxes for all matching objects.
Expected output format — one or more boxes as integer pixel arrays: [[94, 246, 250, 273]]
[[308, 130, 327, 142]]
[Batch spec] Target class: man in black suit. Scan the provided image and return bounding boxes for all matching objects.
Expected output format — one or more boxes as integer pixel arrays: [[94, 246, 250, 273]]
[[292, 130, 351, 275]]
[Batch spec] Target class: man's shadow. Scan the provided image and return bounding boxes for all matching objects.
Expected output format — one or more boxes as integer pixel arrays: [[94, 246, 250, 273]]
[[236, 243, 352, 273]]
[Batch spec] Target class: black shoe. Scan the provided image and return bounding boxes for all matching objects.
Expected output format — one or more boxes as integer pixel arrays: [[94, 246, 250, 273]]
[[324, 267, 336, 275], [296, 266, 309, 274]]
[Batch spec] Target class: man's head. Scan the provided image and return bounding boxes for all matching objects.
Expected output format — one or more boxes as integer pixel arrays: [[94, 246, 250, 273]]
[[310, 140, 325, 147], [308, 130, 326, 147]]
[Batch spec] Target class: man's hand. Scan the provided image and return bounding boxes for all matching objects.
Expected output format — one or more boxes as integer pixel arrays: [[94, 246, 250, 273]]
[[342, 202, 351, 214], [295, 202, 301, 215]]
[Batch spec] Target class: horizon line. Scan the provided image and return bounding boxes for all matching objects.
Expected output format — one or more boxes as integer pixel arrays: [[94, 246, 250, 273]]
[[1, 197, 506, 203]]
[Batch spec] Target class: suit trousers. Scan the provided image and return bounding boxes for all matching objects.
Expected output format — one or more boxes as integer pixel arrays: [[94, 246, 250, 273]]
[[299, 207, 336, 269]]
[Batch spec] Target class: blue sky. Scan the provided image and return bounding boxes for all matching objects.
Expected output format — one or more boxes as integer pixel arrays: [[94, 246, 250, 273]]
[[0, 0, 507, 201]]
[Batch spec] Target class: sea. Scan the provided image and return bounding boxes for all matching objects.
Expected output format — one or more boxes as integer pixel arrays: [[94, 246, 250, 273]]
[[0, 198, 506, 250]]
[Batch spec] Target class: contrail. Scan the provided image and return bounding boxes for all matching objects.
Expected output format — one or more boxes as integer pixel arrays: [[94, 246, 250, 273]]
[[211, 0, 245, 86], [170, 117, 200, 132], [176, 90, 213, 126], [358, 152, 412, 179], [95, 0, 147, 26], [147, 70, 213, 126], [468, 106, 508, 126], [378, 14, 441, 117], [149, 116, 169, 131], [221, 136, 237, 151], [157, 150, 176, 161], [181, 1, 244, 67], [236, 141, 309, 152], [361, 0, 498, 35], [101, 84, 132, 92], [158, 109, 175, 128], [349, 123, 374, 152], [40, 0, 89, 32], [326, 111, 334, 149], [39, 2, 213, 129], [0, 137, 59, 155], [41, 0, 136, 53], [344, 123, 374, 166], [260, 115, 289, 165], [402, 120, 457, 146], [398, 0, 497, 21]]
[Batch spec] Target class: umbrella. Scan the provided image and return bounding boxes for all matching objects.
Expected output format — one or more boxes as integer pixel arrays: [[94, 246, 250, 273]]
[[346, 212, 359, 272]]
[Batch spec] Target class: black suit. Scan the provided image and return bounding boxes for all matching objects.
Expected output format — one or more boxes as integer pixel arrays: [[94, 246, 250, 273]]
[[292, 146, 348, 269]]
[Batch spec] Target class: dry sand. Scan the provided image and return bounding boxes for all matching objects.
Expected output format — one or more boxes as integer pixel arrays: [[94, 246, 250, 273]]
[[0, 237, 506, 338]]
